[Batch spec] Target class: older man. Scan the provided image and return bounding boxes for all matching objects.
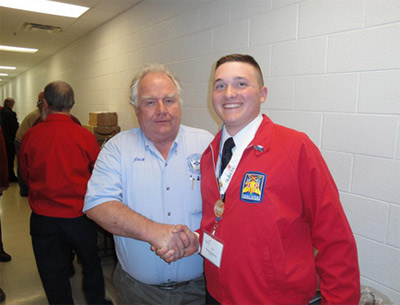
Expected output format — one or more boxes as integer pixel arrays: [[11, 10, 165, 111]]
[[84, 64, 213, 305], [19, 81, 109, 305]]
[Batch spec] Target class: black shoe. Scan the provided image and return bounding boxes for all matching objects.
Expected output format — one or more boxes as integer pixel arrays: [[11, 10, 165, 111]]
[[0, 287, 5, 302], [0, 250, 11, 262]]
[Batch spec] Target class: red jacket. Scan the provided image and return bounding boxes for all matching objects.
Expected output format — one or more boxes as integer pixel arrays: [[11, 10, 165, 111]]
[[19, 114, 99, 218], [200, 115, 360, 305]]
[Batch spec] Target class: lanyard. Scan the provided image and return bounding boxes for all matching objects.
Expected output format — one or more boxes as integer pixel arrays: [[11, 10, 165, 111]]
[[218, 135, 247, 198]]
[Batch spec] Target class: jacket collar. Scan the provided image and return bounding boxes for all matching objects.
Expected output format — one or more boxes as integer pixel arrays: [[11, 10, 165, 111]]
[[44, 113, 74, 122], [208, 114, 273, 160]]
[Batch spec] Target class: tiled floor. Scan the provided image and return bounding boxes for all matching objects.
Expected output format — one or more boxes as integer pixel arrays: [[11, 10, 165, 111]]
[[0, 183, 118, 305]]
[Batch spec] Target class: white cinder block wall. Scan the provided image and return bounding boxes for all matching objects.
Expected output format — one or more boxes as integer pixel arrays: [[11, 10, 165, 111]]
[[1, 0, 399, 302]]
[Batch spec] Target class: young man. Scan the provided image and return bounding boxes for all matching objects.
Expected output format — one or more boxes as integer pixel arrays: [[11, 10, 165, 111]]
[[159, 54, 360, 305]]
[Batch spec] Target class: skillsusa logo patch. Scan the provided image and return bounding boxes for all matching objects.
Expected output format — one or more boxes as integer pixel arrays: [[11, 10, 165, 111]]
[[187, 153, 201, 175], [240, 171, 266, 203]]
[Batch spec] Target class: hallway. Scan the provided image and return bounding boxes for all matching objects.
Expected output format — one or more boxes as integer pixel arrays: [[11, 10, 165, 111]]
[[0, 182, 117, 305]]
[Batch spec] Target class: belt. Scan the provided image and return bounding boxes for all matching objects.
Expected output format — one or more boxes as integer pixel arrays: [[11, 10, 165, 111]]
[[151, 281, 190, 290]]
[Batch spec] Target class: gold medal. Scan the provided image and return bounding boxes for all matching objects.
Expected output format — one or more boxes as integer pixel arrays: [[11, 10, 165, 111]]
[[214, 199, 225, 218]]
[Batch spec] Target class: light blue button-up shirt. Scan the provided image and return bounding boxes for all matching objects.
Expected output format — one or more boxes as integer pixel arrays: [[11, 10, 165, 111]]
[[84, 125, 213, 285]]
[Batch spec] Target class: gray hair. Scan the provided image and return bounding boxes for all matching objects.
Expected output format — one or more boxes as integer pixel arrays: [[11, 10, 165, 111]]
[[44, 81, 75, 111], [129, 64, 182, 107]]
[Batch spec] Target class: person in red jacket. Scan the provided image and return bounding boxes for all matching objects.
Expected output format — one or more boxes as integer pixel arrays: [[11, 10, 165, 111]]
[[19, 81, 110, 305], [158, 54, 360, 305]]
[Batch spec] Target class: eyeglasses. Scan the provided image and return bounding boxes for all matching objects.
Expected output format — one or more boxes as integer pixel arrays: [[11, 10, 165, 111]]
[[37, 100, 43, 106]]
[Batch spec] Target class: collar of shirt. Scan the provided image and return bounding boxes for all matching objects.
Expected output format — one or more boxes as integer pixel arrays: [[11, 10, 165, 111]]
[[44, 113, 73, 123], [217, 114, 263, 176], [141, 128, 180, 162]]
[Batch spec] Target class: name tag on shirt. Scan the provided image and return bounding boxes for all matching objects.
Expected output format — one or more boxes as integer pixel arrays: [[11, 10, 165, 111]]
[[201, 232, 224, 268]]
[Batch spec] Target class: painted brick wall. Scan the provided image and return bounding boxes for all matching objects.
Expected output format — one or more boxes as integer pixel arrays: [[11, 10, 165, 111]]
[[1, 0, 399, 302]]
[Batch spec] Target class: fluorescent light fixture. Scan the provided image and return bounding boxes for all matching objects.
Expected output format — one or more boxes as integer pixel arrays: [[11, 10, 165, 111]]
[[0, 66, 16, 70], [0, 45, 38, 53], [0, 73, 8, 76], [0, 0, 89, 18]]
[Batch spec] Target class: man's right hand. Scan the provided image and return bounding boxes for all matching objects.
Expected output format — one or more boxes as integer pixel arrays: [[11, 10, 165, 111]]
[[149, 223, 194, 261], [151, 225, 199, 263]]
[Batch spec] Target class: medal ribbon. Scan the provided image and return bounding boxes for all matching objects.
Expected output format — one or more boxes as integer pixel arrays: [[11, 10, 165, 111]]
[[213, 117, 263, 235], [218, 137, 247, 198]]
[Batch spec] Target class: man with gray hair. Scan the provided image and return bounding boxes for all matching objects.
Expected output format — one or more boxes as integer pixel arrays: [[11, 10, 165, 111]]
[[84, 64, 213, 305], [19, 81, 109, 305]]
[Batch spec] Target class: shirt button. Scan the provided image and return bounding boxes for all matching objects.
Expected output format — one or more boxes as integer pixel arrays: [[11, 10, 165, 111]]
[[168, 212, 171, 216], [166, 187, 170, 191]]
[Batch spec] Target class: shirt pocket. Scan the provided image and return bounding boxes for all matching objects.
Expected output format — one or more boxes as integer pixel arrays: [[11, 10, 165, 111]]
[[185, 153, 202, 214], [184, 171, 202, 214]]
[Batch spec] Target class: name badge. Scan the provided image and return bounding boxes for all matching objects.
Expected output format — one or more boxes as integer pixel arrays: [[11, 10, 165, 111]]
[[201, 231, 224, 268]]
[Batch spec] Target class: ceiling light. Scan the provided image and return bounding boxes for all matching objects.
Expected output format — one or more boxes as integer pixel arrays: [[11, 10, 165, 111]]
[[0, 0, 89, 18], [0, 73, 8, 76], [0, 66, 16, 70], [0, 45, 38, 53]]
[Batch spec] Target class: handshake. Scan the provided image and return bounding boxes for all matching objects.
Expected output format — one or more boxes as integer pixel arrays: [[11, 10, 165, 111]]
[[150, 223, 199, 263]]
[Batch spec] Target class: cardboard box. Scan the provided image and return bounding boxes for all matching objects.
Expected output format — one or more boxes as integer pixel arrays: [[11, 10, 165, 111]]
[[89, 112, 118, 126], [83, 125, 121, 141]]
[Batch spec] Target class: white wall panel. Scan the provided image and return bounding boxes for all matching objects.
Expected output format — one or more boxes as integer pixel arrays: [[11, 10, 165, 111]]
[[341, 193, 390, 243], [299, 0, 364, 37], [272, 38, 326, 76], [250, 5, 297, 46], [295, 74, 358, 112], [352, 156, 400, 204], [322, 114, 398, 158], [322, 150, 353, 192], [359, 71, 400, 114], [328, 25, 400, 73]]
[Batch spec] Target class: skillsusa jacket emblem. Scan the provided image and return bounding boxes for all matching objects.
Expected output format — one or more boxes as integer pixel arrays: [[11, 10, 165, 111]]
[[187, 153, 201, 174], [240, 171, 266, 203]]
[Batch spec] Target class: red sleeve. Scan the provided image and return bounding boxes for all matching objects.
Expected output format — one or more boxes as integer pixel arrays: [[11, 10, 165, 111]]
[[298, 138, 360, 305]]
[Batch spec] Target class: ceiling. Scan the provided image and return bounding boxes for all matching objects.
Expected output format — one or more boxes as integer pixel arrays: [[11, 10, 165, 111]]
[[0, 0, 142, 84]]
